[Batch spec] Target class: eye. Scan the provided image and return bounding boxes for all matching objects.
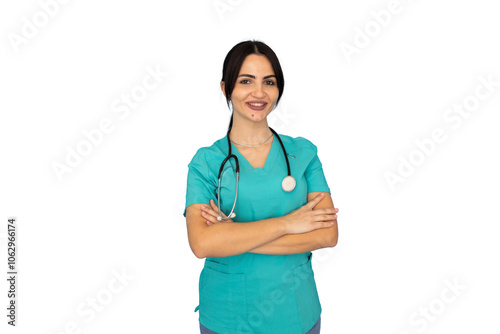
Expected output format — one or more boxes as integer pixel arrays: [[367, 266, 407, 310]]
[[265, 80, 276, 85], [239, 79, 251, 84]]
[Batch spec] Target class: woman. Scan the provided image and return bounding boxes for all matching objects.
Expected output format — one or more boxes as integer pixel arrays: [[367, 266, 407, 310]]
[[183, 40, 339, 334]]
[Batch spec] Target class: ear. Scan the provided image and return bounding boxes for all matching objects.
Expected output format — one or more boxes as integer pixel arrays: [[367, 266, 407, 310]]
[[220, 81, 226, 98]]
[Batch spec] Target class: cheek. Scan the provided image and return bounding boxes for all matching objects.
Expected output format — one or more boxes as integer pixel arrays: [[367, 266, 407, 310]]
[[266, 87, 279, 99], [231, 90, 248, 104]]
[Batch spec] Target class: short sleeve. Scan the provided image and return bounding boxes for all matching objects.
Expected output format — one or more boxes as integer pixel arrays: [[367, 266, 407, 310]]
[[183, 150, 217, 217], [303, 140, 330, 194]]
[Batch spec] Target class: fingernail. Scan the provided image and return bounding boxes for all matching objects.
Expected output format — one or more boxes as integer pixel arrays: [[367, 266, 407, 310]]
[[201, 205, 205, 210]]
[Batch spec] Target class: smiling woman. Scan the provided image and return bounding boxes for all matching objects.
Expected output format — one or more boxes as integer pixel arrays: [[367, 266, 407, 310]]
[[222, 55, 279, 118], [183, 40, 339, 334]]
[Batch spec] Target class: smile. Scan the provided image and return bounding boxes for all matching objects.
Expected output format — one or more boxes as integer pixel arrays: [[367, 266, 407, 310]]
[[246, 102, 267, 110]]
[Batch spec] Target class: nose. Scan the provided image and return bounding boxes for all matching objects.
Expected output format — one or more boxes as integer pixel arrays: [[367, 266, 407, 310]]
[[252, 82, 265, 98]]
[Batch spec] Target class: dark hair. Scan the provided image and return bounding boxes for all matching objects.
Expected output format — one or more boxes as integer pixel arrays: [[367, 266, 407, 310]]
[[221, 40, 285, 130]]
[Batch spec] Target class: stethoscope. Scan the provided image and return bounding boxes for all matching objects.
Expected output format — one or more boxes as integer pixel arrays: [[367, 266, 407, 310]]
[[217, 127, 296, 221]]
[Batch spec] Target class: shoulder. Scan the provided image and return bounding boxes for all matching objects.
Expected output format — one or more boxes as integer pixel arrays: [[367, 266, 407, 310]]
[[187, 136, 227, 167], [278, 133, 318, 154]]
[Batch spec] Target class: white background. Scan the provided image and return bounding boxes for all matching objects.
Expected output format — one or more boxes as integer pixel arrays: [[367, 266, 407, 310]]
[[1, 0, 499, 333]]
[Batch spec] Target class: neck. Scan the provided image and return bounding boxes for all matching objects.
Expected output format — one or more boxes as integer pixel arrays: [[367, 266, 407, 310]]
[[229, 113, 273, 146]]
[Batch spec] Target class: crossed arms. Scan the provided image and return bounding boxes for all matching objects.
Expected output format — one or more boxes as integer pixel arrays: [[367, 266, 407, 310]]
[[185, 192, 338, 258]]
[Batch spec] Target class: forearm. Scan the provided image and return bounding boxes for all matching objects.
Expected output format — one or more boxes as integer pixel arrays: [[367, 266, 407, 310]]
[[249, 192, 338, 255], [194, 217, 287, 258], [249, 223, 337, 255], [190, 192, 338, 257]]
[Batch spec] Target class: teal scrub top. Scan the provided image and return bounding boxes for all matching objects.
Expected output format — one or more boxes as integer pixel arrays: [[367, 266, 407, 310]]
[[183, 132, 330, 334]]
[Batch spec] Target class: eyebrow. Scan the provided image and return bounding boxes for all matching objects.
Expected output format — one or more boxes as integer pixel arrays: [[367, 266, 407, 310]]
[[238, 74, 276, 79]]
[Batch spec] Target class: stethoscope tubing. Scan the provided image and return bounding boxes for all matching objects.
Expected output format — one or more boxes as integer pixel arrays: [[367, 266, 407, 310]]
[[217, 127, 293, 221], [269, 127, 291, 177], [217, 169, 238, 221]]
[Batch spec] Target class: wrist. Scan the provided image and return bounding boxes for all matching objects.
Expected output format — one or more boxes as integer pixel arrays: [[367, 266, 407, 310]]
[[277, 216, 290, 235]]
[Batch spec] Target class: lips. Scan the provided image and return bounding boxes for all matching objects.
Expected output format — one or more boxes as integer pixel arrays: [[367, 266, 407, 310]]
[[246, 101, 268, 111]]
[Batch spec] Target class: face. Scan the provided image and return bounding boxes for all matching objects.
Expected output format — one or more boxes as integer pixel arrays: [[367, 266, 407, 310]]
[[222, 54, 279, 124]]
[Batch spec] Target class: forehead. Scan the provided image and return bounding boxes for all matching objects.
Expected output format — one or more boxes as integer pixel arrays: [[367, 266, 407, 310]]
[[239, 54, 275, 76]]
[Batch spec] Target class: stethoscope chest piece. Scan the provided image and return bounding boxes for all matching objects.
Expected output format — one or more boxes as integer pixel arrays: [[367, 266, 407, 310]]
[[282, 175, 296, 192]]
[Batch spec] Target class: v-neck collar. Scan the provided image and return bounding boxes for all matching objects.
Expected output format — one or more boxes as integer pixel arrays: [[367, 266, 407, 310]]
[[228, 133, 279, 173]]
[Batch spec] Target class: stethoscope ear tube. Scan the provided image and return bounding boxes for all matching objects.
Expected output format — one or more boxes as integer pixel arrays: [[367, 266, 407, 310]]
[[218, 154, 239, 179]]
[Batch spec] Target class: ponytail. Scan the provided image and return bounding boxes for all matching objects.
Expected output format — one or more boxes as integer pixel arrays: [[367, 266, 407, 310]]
[[228, 110, 234, 132]]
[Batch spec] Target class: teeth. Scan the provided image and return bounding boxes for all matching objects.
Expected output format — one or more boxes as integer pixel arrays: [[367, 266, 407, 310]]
[[248, 103, 265, 106]]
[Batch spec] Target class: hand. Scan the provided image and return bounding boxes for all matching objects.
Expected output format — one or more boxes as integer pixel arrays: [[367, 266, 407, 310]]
[[200, 199, 234, 225], [283, 193, 339, 234]]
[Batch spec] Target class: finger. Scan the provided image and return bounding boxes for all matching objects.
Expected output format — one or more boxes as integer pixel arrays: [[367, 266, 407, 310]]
[[206, 199, 231, 223], [313, 208, 337, 216], [201, 209, 219, 224], [306, 193, 326, 209], [201, 204, 220, 224], [200, 200, 221, 219], [312, 207, 333, 214], [204, 200, 221, 217], [209, 199, 227, 218], [313, 220, 336, 230], [315, 214, 337, 222]]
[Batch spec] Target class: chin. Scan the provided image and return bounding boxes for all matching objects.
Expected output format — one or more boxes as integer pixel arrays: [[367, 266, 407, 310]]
[[249, 113, 269, 122], [236, 107, 270, 122]]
